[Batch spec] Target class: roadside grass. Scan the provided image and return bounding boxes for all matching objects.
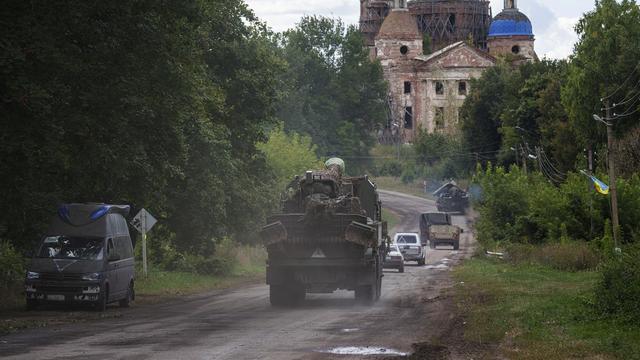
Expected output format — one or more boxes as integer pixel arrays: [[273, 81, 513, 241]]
[[382, 208, 401, 232], [0, 245, 266, 335], [128, 245, 266, 301], [453, 258, 640, 359], [373, 176, 434, 200]]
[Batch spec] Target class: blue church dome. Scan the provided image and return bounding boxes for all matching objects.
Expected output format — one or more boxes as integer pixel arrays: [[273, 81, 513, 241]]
[[488, 9, 534, 37]]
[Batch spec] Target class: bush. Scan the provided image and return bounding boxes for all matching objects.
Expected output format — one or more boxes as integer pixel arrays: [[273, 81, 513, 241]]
[[378, 161, 403, 177], [594, 245, 640, 322], [506, 242, 600, 272], [0, 241, 25, 288], [473, 165, 616, 247]]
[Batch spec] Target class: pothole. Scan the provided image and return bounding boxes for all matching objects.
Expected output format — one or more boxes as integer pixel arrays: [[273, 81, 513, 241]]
[[340, 328, 360, 333], [321, 346, 406, 356]]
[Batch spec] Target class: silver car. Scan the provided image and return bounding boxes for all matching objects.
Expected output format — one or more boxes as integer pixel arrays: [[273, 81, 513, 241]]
[[383, 243, 405, 272], [394, 233, 426, 266]]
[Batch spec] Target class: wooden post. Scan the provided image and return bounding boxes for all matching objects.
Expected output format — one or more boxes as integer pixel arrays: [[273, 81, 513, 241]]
[[606, 101, 620, 249]]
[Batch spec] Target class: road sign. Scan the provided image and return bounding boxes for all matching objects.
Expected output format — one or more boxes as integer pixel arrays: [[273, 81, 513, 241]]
[[130, 208, 157, 277], [131, 208, 157, 234]]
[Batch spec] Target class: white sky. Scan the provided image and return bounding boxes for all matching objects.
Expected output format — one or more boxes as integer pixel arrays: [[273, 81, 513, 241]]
[[244, 0, 599, 59]]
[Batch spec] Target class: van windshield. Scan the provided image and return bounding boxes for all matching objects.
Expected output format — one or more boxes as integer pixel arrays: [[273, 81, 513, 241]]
[[396, 235, 418, 244], [37, 236, 104, 260]]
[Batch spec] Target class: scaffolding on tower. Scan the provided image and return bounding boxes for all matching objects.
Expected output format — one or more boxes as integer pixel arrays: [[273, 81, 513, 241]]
[[360, 0, 492, 51]]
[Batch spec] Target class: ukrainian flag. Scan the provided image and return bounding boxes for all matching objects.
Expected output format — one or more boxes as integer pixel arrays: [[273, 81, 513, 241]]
[[590, 175, 610, 195]]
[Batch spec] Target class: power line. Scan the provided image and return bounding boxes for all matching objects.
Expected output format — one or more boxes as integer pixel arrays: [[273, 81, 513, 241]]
[[602, 62, 640, 101]]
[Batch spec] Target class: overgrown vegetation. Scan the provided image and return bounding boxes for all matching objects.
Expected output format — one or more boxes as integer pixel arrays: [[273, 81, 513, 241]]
[[0, 0, 385, 292], [459, 0, 640, 334], [454, 258, 640, 359], [277, 16, 387, 164]]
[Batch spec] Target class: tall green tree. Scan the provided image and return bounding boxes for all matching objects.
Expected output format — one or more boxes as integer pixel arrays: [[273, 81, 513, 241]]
[[0, 0, 285, 254], [562, 0, 640, 147], [277, 16, 387, 163]]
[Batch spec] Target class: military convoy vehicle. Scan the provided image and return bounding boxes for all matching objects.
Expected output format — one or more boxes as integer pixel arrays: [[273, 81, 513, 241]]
[[420, 212, 463, 250], [260, 158, 388, 306], [434, 182, 469, 213]]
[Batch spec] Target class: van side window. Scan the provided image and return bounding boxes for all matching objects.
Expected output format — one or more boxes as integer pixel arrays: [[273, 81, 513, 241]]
[[115, 237, 133, 259], [107, 239, 116, 259]]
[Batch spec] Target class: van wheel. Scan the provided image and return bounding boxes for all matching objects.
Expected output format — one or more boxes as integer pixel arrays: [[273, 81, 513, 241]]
[[120, 283, 133, 308], [96, 286, 108, 312], [26, 299, 38, 311]]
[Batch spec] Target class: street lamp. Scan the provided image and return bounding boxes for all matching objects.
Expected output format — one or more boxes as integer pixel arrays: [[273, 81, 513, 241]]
[[593, 114, 611, 126]]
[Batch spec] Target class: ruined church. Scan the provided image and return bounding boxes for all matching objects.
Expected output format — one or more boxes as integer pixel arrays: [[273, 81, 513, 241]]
[[361, 0, 537, 141]]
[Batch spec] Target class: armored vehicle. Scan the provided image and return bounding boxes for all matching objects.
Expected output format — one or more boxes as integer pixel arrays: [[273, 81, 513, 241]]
[[419, 212, 452, 245], [420, 212, 463, 250], [434, 182, 469, 213], [261, 158, 388, 306]]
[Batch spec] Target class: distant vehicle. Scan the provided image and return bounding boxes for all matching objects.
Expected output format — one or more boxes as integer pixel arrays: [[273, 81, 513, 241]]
[[25, 203, 135, 311], [419, 212, 452, 246], [429, 224, 463, 250], [394, 233, 426, 266], [434, 182, 469, 213], [383, 243, 405, 273]]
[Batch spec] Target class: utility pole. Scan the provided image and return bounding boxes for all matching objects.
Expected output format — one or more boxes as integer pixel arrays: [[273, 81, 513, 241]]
[[520, 144, 528, 175], [588, 148, 594, 240], [605, 101, 620, 248]]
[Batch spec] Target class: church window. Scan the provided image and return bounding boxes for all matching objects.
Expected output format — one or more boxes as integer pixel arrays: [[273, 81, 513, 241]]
[[458, 81, 467, 96], [512, 45, 521, 54], [404, 81, 412, 94], [404, 107, 413, 129], [435, 107, 445, 130], [400, 45, 408, 55], [435, 81, 444, 95]]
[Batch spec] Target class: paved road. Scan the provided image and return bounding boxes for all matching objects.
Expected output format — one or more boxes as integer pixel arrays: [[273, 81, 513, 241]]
[[0, 190, 474, 360]]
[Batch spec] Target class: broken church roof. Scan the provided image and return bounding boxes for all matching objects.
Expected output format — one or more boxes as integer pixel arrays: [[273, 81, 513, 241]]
[[375, 9, 421, 41]]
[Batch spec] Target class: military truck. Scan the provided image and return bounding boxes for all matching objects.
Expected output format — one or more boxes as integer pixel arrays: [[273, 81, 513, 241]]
[[434, 182, 469, 213], [260, 158, 388, 306], [420, 212, 463, 250]]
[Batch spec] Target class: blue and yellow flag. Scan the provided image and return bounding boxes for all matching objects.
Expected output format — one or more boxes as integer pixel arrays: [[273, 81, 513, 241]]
[[590, 175, 610, 195]]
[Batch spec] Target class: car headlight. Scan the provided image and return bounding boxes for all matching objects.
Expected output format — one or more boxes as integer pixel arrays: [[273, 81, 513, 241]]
[[26, 271, 40, 280], [81, 272, 102, 281]]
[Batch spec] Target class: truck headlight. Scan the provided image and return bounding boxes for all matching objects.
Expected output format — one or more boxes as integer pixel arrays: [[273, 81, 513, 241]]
[[81, 272, 102, 281], [26, 271, 40, 280]]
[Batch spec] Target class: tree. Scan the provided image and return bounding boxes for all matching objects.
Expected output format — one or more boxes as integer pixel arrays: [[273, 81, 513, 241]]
[[0, 0, 285, 255], [562, 0, 640, 148], [258, 125, 324, 191], [459, 63, 511, 168], [277, 16, 387, 164]]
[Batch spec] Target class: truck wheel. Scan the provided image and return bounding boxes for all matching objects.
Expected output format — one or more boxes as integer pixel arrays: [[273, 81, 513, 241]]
[[355, 285, 374, 305], [25, 299, 38, 311], [291, 284, 306, 305], [269, 285, 286, 306]]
